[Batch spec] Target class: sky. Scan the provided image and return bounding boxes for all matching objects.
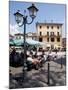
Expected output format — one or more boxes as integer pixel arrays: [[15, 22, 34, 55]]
[[9, 1, 66, 37]]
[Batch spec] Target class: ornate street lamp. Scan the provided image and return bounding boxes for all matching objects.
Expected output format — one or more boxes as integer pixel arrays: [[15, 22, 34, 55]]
[[14, 3, 38, 81], [27, 3, 38, 19], [14, 10, 23, 24]]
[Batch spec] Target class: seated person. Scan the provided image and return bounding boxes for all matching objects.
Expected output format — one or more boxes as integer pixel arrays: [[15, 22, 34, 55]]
[[27, 55, 34, 63], [27, 54, 40, 64], [27, 54, 41, 69], [32, 55, 41, 65], [26, 54, 33, 70]]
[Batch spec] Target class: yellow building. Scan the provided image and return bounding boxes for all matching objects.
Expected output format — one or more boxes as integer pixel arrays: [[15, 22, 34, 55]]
[[36, 22, 63, 50]]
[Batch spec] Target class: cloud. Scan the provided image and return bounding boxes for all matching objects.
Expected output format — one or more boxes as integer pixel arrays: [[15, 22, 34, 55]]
[[9, 24, 20, 36]]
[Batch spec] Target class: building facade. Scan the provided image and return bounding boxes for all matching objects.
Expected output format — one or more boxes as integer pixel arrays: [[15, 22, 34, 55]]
[[62, 38, 66, 50], [27, 32, 37, 40], [14, 33, 24, 39], [14, 32, 37, 40], [36, 22, 63, 50], [9, 34, 14, 40]]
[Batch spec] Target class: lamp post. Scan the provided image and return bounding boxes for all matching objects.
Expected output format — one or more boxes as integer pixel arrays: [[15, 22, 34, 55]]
[[14, 3, 38, 81], [47, 55, 50, 86], [61, 57, 63, 69]]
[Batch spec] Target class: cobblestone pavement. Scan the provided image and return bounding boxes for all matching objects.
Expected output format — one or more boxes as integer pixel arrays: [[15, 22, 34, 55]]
[[9, 57, 66, 89]]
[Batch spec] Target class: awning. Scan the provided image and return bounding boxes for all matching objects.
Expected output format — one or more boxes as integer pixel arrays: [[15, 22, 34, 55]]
[[9, 38, 46, 46]]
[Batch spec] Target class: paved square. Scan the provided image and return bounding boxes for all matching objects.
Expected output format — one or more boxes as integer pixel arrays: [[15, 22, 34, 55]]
[[9, 57, 66, 89]]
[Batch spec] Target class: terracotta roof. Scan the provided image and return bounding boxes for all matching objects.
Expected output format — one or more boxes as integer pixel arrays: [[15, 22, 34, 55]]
[[36, 22, 63, 26], [32, 33, 37, 36], [9, 34, 14, 37], [14, 33, 23, 35]]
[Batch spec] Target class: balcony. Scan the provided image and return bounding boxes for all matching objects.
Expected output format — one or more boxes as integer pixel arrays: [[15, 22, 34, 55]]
[[50, 34, 61, 37], [50, 34, 55, 37]]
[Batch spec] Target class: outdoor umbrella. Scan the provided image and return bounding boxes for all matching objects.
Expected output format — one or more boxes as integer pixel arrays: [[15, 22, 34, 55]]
[[13, 39, 24, 46], [9, 39, 15, 46], [26, 38, 40, 45], [10, 38, 46, 46]]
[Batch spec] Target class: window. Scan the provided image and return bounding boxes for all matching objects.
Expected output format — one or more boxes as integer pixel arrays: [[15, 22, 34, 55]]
[[51, 38, 54, 42], [47, 32, 49, 35], [57, 26, 59, 29], [40, 31, 42, 36], [19, 36, 21, 39], [47, 38, 49, 42], [39, 38, 42, 42], [39, 26, 42, 29], [51, 26, 53, 29], [57, 32, 59, 36], [57, 38, 60, 42], [47, 26, 49, 29], [32, 37, 33, 39], [50, 32, 54, 35], [51, 45, 54, 49]]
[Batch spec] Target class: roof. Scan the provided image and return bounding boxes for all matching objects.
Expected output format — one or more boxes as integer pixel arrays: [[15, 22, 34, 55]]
[[14, 33, 28, 36], [27, 4, 38, 11], [9, 34, 14, 37], [32, 33, 37, 36], [36, 22, 63, 26], [14, 33, 23, 36], [14, 10, 23, 17], [27, 32, 37, 36]]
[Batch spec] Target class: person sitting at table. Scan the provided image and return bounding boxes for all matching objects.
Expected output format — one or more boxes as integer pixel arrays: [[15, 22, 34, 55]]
[[27, 54, 41, 70]]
